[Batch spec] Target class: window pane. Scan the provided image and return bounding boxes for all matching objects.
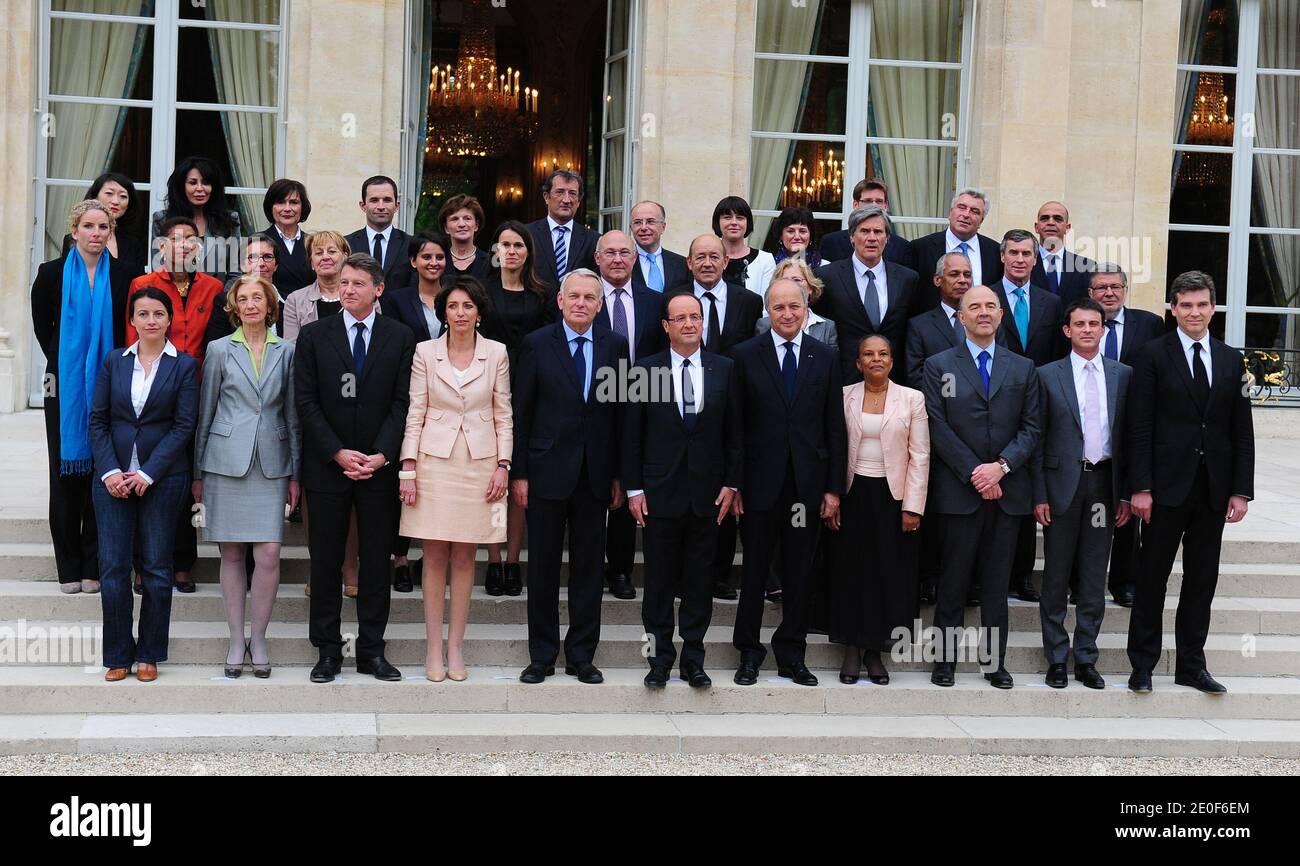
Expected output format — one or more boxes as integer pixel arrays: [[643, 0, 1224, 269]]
[[46, 103, 151, 185], [181, 0, 280, 24], [754, 60, 848, 135], [1258, 0, 1300, 69], [49, 17, 152, 99], [869, 0, 963, 64], [1173, 71, 1235, 146], [51, 0, 152, 12], [1254, 74, 1300, 150], [1252, 154, 1300, 231], [1178, 0, 1238, 67], [603, 135, 625, 209], [1247, 233, 1300, 310], [749, 138, 846, 216], [1167, 230, 1230, 308], [605, 58, 626, 134], [177, 26, 279, 107], [601, 210, 625, 233], [1170, 150, 1233, 224], [868, 65, 960, 139], [755, 0, 851, 56], [864, 143, 956, 221], [608, 0, 629, 55]]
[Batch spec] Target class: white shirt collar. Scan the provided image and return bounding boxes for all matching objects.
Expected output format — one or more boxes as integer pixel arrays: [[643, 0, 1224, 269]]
[[276, 225, 302, 242], [946, 228, 977, 250], [562, 319, 592, 341], [1070, 350, 1103, 373], [852, 255, 884, 279], [770, 328, 802, 353], [670, 346, 702, 367], [694, 280, 725, 297], [1110, 306, 1127, 325], [1039, 244, 1068, 261], [342, 305, 378, 333], [601, 277, 632, 297], [639, 245, 662, 258], [940, 301, 960, 321], [125, 340, 179, 358], [1002, 275, 1031, 295], [547, 215, 574, 234], [805, 309, 825, 327], [1176, 328, 1211, 355], [966, 337, 995, 362], [366, 225, 393, 242]]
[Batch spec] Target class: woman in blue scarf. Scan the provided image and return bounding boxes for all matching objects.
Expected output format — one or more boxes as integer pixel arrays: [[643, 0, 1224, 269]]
[[31, 200, 131, 593]]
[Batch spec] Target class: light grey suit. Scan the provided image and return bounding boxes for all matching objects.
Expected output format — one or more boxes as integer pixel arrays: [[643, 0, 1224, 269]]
[[1031, 354, 1130, 667]]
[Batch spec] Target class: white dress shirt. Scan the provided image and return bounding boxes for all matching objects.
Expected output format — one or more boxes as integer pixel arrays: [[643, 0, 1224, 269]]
[[101, 340, 180, 484], [693, 280, 727, 345], [276, 225, 303, 255], [420, 298, 441, 339], [625, 346, 712, 500], [342, 305, 378, 354], [1176, 327, 1213, 385], [771, 327, 803, 365], [852, 256, 889, 322], [365, 225, 394, 267], [601, 277, 637, 362], [1038, 245, 1068, 284], [947, 228, 983, 287], [1070, 351, 1111, 460]]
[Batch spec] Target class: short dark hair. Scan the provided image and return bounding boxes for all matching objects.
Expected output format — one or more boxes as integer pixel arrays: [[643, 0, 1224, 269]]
[[853, 178, 890, 203], [341, 252, 384, 286], [1000, 228, 1037, 252], [1064, 296, 1106, 323], [360, 175, 399, 201], [247, 234, 279, 260], [263, 178, 312, 224], [857, 333, 895, 356], [85, 172, 139, 231], [542, 169, 583, 197], [438, 194, 485, 233], [711, 196, 754, 238], [764, 206, 817, 255], [130, 286, 173, 319], [157, 216, 198, 238], [434, 275, 493, 325], [1169, 270, 1217, 305], [663, 290, 703, 321]]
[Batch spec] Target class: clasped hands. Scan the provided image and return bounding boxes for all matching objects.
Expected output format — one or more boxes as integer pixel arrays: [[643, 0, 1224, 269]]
[[335, 449, 386, 481], [103, 471, 150, 499], [971, 461, 1004, 500]]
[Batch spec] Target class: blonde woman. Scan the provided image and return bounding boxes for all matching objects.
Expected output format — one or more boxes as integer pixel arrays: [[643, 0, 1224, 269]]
[[281, 230, 352, 341], [754, 257, 838, 352]]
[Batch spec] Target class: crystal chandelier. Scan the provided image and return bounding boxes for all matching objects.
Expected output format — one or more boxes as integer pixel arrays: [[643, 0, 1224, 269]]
[[780, 149, 843, 210], [426, 0, 540, 161]]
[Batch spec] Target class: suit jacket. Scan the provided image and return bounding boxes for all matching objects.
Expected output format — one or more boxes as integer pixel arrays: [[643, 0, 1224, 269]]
[[1126, 331, 1254, 510], [89, 347, 199, 482], [195, 335, 300, 480], [755, 312, 838, 355], [631, 247, 690, 293], [260, 228, 315, 301], [992, 281, 1068, 366], [818, 230, 913, 269], [344, 227, 416, 292], [1030, 355, 1130, 513], [30, 255, 132, 378], [909, 230, 1003, 313], [510, 322, 629, 501], [293, 311, 415, 492], [904, 304, 1006, 390], [401, 335, 512, 463], [730, 333, 848, 510], [281, 281, 386, 343], [1032, 248, 1095, 306], [595, 281, 667, 363], [922, 344, 1042, 516], [812, 257, 918, 384], [381, 285, 440, 343], [666, 282, 763, 356], [526, 218, 599, 288], [621, 350, 743, 518], [1116, 306, 1165, 365], [843, 381, 930, 514]]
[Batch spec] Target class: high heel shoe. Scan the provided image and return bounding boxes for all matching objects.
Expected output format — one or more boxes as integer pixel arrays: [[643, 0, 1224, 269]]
[[447, 669, 468, 682], [863, 650, 890, 685], [839, 646, 861, 684], [224, 642, 249, 678], [250, 640, 271, 678], [426, 667, 446, 682]]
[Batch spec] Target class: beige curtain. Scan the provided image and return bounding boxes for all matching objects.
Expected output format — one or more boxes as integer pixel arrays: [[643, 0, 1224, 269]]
[[1172, 0, 1209, 185], [868, 0, 961, 240]]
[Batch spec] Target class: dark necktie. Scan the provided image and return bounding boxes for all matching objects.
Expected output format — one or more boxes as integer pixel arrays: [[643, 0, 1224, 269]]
[[703, 291, 720, 353], [782, 341, 797, 400], [1192, 341, 1210, 408], [863, 268, 882, 327], [1047, 254, 1061, 293], [681, 358, 696, 429], [1104, 318, 1119, 360], [611, 288, 629, 340], [951, 310, 963, 337], [978, 349, 991, 396], [572, 334, 587, 400], [372, 233, 384, 268], [352, 321, 367, 379], [554, 226, 569, 281]]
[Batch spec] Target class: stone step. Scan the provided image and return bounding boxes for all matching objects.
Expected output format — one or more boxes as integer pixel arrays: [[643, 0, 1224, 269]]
[[4, 580, 1298, 635], [7, 620, 1297, 676], [4, 710, 1299, 757], [3, 665, 1298, 721]]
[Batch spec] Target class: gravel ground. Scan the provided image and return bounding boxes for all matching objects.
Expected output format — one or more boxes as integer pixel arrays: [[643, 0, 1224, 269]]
[[3, 752, 1299, 776]]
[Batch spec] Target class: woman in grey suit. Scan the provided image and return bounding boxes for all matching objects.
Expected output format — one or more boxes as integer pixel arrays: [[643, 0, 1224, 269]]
[[193, 276, 301, 678], [754, 257, 839, 351]]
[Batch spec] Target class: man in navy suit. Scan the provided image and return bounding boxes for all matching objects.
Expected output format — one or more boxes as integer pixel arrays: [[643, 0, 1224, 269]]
[[730, 278, 847, 687], [344, 176, 415, 293], [909, 189, 1004, 312], [818, 179, 913, 269], [594, 229, 667, 601], [629, 200, 689, 293], [1031, 200, 1095, 306], [526, 170, 599, 288], [511, 269, 629, 686]]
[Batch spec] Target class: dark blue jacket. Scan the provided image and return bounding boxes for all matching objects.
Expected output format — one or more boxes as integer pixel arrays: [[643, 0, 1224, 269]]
[[89, 347, 199, 481]]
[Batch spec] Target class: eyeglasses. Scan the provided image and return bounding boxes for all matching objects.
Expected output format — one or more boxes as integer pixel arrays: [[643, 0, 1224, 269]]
[[598, 249, 635, 259], [667, 314, 703, 325], [1091, 283, 1126, 293], [246, 254, 276, 263], [630, 219, 662, 228]]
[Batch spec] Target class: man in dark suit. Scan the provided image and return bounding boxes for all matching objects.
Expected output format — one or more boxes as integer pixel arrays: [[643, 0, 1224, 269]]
[[731, 278, 847, 687], [629, 200, 689, 293], [1031, 200, 1095, 306], [295, 253, 415, 684], [818, 179, 913, 268], [526, 169, 599, 288], [813, 204, 917, 385], [923, 285, 1041, 689], [344, 175, 415, 293], [1127, 271, 1254, 696], [511, 268, 629, 685], [1031, 297, 1132, 690], [594, 229, 667, 601], [1089, 264, 1165, 606], [909, 189, 1003, 312], [625, 292, 743, 688]]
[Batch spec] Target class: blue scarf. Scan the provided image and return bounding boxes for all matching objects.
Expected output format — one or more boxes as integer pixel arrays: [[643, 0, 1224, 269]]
[[57, 252, 113, 475]]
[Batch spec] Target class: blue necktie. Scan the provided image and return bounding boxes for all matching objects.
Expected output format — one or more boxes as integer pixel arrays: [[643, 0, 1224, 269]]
[[957, 241, 971, 257], [1012, 287, 1029, 350], [1104, 319, 1119, 360], [978, 349, 991, 396], [572, 334, 587, 400], [352, 321, 367, 379], [642, 252, 663, 293], [681, 358, 696, 429], [554, 226, 569, 281], [782, 341, 797, 400]]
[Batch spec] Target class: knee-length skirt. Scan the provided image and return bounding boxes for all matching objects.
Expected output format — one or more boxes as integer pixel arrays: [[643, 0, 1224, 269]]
[[400, 432, 505, 544], [201, 450, 289, 543]]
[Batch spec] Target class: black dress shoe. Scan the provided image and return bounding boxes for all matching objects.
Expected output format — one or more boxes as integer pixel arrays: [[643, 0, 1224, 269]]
[[518, 662, 554, 684], [1174, 669, 1227, 694], [310, 656, 341, 683], [1014, 582, 1040, 603], [764, 588, 783, 604], [393, 563, 413, 593], [984, 667, 1014, 689], [1045, 663, 1068, 688], [565, 661, 604, 684], [931, 663, 955, 687], [173, 577, 196, 594], [503, 563, 523, 596], [356, 655, 402, 681], [1128, 669, 1153, 693], [965, 588, 981, 607], [680, 663, 712, 689], [1114, 590, 1135, 608], [1074, 663, 1106, 689], [484, 562, 504, 596], [777, 663, 818, 686], [918, 584, 936, 605], [734, 661, 759, 686], [606, 572, 636, 600], [713, 582, 738, 601], [644, 666, 669, 688]]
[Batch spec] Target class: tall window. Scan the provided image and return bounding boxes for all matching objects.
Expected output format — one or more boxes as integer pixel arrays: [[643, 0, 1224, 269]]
[[1170, 0, 1300, 354], [750, 0, 971, 245]]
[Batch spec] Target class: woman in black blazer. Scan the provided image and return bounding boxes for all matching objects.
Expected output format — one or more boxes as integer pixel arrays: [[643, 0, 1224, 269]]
[[260, 178, 315, 301], [60, 173, 148, 279], [89, 286, 199, 683], [440, 194, 492, 279], [33, 199, 133, 594], [382, 231, 450, 342]]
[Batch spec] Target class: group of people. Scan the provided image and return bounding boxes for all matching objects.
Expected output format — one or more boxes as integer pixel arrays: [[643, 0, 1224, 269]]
[[33, 162, 1254, 695]]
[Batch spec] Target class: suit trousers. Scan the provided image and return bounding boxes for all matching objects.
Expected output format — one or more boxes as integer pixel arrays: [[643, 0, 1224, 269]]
[[525, 461, 606, 666], [642, 513, 719, 670], [1108, 517, 1140, 598], [1040, 467, 1114, 665], [733, 463, 820, 668], [44, 398, 98, 585], [1127, 466, 1226, 677], [933, 501, 1018, 668], [712, 513, 739, 588], [605, 502, 637, 576], [171, 438, 198, 571], [306, 480, 399, 661], [1010, 514, 1037, 590]]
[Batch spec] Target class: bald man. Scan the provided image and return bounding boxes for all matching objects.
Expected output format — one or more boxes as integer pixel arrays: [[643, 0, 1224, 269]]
[[1031, 200, 1096, 305]]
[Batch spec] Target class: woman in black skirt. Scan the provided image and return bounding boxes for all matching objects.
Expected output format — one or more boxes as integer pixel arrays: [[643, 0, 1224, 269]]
[[827, 335, 930, 684]]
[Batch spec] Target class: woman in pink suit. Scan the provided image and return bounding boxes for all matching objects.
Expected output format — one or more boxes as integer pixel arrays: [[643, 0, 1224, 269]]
[[398, 276, 512, 683]]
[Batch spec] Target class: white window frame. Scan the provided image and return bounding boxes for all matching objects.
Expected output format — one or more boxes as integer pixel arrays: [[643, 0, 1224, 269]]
[[598, 0, 642, 232]]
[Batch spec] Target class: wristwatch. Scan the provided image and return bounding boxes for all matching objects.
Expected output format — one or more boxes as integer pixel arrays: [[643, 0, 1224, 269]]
[[498, 461, 512, 471], [997, 458, 1011, 474]]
